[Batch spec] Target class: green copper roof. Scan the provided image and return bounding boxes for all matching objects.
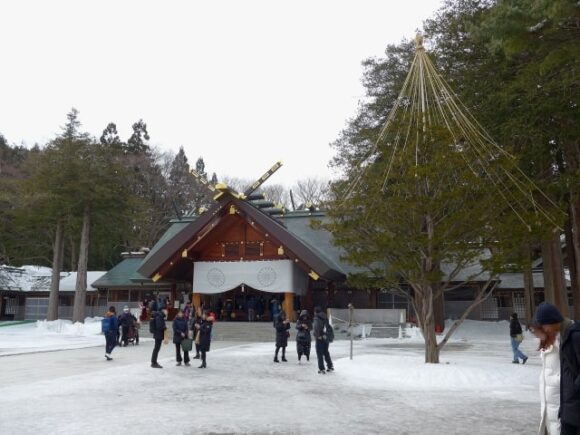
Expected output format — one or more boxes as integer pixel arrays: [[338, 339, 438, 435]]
[[277, 214, 364, 276], [91, 258, 171, 288]]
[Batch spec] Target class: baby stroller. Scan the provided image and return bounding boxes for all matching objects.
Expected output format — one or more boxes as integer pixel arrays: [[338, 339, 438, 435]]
[[126, 321, 140, 345]]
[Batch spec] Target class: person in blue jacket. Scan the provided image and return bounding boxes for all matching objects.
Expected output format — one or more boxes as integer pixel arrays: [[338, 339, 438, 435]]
[[102, 306, 119, 361]]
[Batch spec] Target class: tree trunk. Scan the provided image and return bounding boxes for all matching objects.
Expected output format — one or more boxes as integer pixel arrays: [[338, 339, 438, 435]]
[[70, 235, 77, 272], [569, 198, 580, 319], [541, 232, 569, 315], [522, 246, 535, 325], [47, 220, 64, 321], [416, 285, 439, 363], [72, 205, 91, 323]]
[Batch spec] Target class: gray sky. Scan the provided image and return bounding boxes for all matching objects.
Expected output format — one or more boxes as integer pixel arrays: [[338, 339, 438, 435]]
[[0, 0, 442, 186]]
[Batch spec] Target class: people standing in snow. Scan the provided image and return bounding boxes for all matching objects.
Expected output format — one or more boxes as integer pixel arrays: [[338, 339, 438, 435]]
[[534, 302, 580, 435], [296, 309, 312, 363], [119, 306, 137, 346], [509, 312, 528, 364], [195, 310, 213, 368], [191, 306, 203, 360], [531, 324, 561, 435], [150, 309, 167, 368], [102, 306, 119, 361], [173, 309, 190, 366], [313, 306, 334, 374], [274, 311, 291, 363]]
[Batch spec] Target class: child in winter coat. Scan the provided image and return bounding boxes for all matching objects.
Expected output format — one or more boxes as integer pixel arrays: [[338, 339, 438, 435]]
[[296, 310, 312, 363], [274, 311, 291, 363]]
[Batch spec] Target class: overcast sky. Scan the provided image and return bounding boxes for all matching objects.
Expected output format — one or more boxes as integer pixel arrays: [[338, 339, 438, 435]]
[[0, 0, 442, 186]]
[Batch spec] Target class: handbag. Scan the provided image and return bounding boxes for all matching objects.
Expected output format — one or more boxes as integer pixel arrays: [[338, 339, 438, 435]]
[[195, 330, 201, 345], [181, 338, 193, 352], [515, 333, 524, 343]]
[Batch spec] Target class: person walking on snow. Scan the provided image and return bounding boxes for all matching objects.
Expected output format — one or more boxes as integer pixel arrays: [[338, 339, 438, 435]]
[[534, 302, 580, 435], [102, 306, 119, 361], [296, 309, 312, 363], [510, 312, 528, 364], [150, 309, 167, 368], [173, 309, 190, 366], [274, 311, 291, 362], [313, 306, 334, 374]]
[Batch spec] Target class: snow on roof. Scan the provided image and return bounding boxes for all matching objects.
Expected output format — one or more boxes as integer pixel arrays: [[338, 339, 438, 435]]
[[59, 272, 106, 292], [0, 265, 52, 292], [0, 265, 106, 292]]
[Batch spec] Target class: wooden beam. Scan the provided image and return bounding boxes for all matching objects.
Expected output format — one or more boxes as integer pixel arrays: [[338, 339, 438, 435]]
[[243, 161, 283, 197]]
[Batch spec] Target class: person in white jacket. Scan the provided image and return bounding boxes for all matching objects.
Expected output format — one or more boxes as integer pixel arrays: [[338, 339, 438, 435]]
[[532, 325, 561, 435]]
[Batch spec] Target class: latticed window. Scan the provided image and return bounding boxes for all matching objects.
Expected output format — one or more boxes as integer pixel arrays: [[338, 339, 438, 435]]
[[222, 242, 240, 257], [244, 242, 263, 257], [480, 297, 499, 319], [512, 292, 526, 318]]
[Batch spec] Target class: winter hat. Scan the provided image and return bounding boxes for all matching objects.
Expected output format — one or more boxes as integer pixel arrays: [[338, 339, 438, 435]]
[[123, 306, 129, 312], [300, 310, 308, 317], [534, 302, 564, 325]]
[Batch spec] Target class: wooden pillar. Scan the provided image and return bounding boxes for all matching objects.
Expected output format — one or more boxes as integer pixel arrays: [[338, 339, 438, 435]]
[[192, 293, 202, 311], [283, 292, 295, 321]]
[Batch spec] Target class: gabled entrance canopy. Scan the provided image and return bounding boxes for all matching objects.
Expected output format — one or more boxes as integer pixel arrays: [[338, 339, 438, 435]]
[[136, 189, 346, 285]]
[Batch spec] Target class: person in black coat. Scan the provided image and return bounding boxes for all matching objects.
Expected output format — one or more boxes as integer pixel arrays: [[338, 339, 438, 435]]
[[274, 311, 291, 363], [313, 306, 333, 374], [150, 310, 167, 368], [190, 307, 203, 359], [195, 310, 213, 368], [296, 310, 312, 363], [509, 312, 528, 364], [119, 306, 137, 346], [173, 309, 190, 366], [534, 302, 580, 434]]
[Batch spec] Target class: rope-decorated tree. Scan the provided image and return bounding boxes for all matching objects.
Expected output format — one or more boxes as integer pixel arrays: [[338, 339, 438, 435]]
[[327, 35, 564, 363]]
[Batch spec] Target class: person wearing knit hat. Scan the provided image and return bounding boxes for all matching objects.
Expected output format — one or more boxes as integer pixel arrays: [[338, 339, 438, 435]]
[[534, 302, 580, 434], [509, 312, 528, 364]]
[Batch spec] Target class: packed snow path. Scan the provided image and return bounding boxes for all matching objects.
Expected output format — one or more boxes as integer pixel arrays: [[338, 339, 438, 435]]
[[0, 329, 541, 435]]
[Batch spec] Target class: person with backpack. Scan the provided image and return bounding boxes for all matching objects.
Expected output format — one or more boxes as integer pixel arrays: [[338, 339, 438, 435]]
[[313, 306, 334, 374], [102, 306, 119, 361], [533, 302, 580, 435], [173, 309, 190, 366], [195, 310, 214, 368], [274, 311, 291, 363], [150, 309, 167, 368], [296, 310, 312, 363], [509, 312, 528, 364]]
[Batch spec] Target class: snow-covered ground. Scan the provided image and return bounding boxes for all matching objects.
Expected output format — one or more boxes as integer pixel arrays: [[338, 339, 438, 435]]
[[0, 318, 109, 356], [0, 320, 542, 434]]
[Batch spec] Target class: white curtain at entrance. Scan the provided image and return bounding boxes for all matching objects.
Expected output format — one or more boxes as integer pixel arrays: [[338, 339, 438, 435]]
[[193, 260, 308, 295]]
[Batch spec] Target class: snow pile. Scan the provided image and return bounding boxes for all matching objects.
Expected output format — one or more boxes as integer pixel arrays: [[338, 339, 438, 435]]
[[335, 353, 536, 392], [0, 318, 105, 356], [35, 317, 103, 336]]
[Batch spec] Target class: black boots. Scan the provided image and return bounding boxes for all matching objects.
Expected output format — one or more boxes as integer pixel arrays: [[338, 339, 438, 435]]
[[151, 363, 162, 368], [274, 357, 280, 363], [198, 361, 207, 368]]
